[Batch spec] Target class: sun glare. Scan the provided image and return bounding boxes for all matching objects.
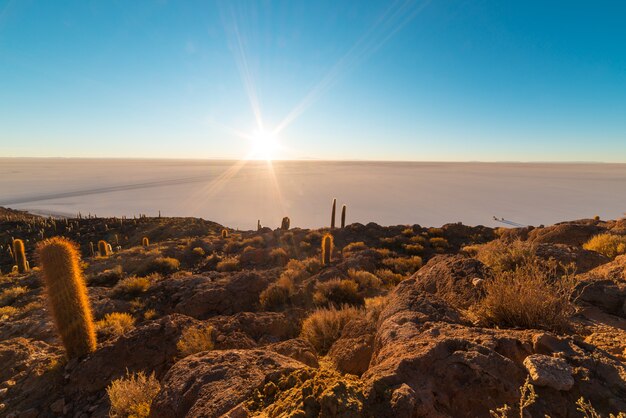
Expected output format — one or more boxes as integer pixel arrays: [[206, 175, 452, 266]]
[[249, 130, 280, 160]]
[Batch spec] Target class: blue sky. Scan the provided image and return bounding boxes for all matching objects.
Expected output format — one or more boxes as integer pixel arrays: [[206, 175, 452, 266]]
[[1, 0, 625, 161]]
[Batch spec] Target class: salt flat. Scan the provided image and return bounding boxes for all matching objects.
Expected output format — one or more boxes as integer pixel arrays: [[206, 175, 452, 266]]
[[0, 158, 624, 229]]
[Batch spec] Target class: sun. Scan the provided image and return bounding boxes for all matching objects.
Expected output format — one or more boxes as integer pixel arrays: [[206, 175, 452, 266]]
[[249, 129, 280, 160]]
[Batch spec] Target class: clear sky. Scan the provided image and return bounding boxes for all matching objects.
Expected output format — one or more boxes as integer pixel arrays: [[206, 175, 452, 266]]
[[1, 0, 625, 161]]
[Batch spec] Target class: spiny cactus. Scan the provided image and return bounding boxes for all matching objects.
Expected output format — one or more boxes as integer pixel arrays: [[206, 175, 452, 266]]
[[341, 205, 346, 228], [142, 237, 150, 247], [257, 220, 262, 231], [89, 242, 95, 257], [331, 199, 336, 229], [281, 217, 290, 230], [13, 239, 29, 273], [98, 240, 110, 257], [221, 229, 229, 239], [37, 237, 97, 358], [322, 233, 333, 265]]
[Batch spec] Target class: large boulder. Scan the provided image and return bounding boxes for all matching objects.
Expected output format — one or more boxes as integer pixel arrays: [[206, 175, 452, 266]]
[[208, 311, 301, 348], [149, 349, 306, 418], [535, 243, 609, 273], [528, 223, 601, 246], [328, 318, 376, 376], [411, 255, 489, 309], [576, 255, 626, 316]]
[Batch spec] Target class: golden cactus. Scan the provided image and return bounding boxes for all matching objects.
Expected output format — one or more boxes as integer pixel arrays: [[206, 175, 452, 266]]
[[341, 205, 346, 228], [142, 237, 150, 247], [37, 237, 97, 358], [221, 229, 229, 239], [331, 199, 336, 229], [98, 240, 110, 257], [281, 217, 290, 230], [12, 239, 29, 273], [322, 233, 333, 265]]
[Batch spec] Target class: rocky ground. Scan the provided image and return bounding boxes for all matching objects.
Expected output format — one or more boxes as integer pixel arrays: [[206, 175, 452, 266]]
[[0, 207, 625, 417]]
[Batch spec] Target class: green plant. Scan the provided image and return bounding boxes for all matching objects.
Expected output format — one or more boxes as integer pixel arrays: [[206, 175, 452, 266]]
[[281, 217, 290, 230], [107, 371, 161, 418], [37, 237, 97, 358], [177, 325, 214, 357], [300, 305, 362, 354], [583, 233, 626, 259], [12, 239, 29, 273], [322, 233, 333, 265], [98, 240, 111, 257]]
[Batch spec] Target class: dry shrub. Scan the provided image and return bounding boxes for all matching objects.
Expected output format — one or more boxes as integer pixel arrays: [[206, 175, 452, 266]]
[[382, 256, 422, 275], [372, 248, 392, 258], [409, 235, 427, 244], [140, 257, 180, 275], [313, 279, 363, 307], [470, 240, 535, 273], [302, 257, 322, 274], [300, 305, 362, 354], [216, 256, 240, 272], [365, 296, 388, 322], [0, 286, 28, 306], [260, 275, 294, 310], [375, 268, 404, 287], [404, 244, 424, 254], [177, 325, 214, 357], [191, 247, 205, 257], [429, 237, 448, 250], [342, 242, 367, 255], [241, 236, 265, 248], [96, 312, 136, 337], [114, 276, 151, 297], [93, 265, 124, 285], [401, 227, 414, 236], [143, 309, 158, 320], [0, 306, 19, 318], [428, 227, 444, 236], [107, 371, 161, 418], [583, 233, 626, 259], [347, 269, 382, 291], [473, 258, 576, 331], [270, 247, 289, 265]]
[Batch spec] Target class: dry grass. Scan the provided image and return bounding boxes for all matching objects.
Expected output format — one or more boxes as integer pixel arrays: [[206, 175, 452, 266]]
[[382, 256, 423, 275], [114, 276, 151, 297], [583, 233, 626, 259], [364, 296, 388, 322], [177, 325, 214, 357], [0, 286, 28, 306], [347, 269, 382, 291], [260, 274, 294, 311], [403, 243, 424, 254], [313, 279, 363, 307], [429, 237, 448, 250], [467, 240, 535, 273], [107, 371, 161, 418], [0, 305, 19, 318], [375, 268, 404, 287], [342, 241, 367, 255], [216, 256, 240, 272], [96, 312, 136, 337], [300, 305, 362, 354], [269, 247, 289, 265], [473, 258, 576, 331]]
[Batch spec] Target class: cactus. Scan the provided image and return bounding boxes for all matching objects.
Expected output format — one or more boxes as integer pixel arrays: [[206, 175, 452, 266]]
[[257, 220, 262, 231], [281, 217, 290, 230], [98, 240, 110, 257], [37, 237, 97, 358], [13, 239, 29, 273], [331, 198, 336, 229], [341, 205, 346, 228], [142, 237, 150, 247], [221, 229, 229, 239], [322, 233, 333, 265], [89, 242, 95, 257]]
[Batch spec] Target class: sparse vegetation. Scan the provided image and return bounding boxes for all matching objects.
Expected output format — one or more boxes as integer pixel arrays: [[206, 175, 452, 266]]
[[583, 233, 626, 259], [313, 278, 363, 307], [114, 276, 151, 297], [0, 286, 28, 306], [96, 312, 136, 337], [300, 305, 362, 354], [177, 325, 214, 357], [107, 371, 161, 418], [466, 240, 535, 273], [216, 256, 241, 272], [382, 255, 422, 274]]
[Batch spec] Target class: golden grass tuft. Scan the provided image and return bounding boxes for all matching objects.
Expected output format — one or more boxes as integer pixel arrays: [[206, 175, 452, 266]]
[[177, 325, 214, 357], [114, 276, 151, 297], [0, 286, 28, 306], [313, 279, 363, 307], [300, 305, 362, 354], [96, 312, 136, 337], [382, 256, 422, 275], [583, 233, 626, 259], [107, 371, 161, 418], [216, 256, 240, 272], [468, 240, 535, 273]]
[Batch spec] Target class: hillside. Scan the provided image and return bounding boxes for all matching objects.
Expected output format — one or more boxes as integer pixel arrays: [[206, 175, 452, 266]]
[[1, 208, 625, 417]]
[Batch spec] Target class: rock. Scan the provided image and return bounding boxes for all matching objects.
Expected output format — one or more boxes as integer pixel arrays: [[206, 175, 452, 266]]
[[523, 354, 574, 391], [208, 311, 301, 347], [17, 408, 38, 418], [576, 255, 626, 316], [149, 349, 306, 418], [389, 384, 417, 418], [535, 243, 609, 273], [269, 338, 319, 368], [528, 223, 600, 246], [66, 314, 199, 396], [49, 399, 64, 413], [328, 318, 375, 376], [411, 255, 489, 309]]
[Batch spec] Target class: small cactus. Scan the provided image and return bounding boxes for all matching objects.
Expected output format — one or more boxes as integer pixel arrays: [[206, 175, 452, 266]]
[[341, 205, 346, 228], [37, 237, 97, 358], [89, 242, 95, 257], [13, 239, 29, 273], [331, 199, 337, 229], [221, 229, 229, 239], [142, 237, 150, 247], [98, 240, 111, 257], [257, 220, 262, 231], [322, 233, 333, 265], [281, 217, 290, 230]]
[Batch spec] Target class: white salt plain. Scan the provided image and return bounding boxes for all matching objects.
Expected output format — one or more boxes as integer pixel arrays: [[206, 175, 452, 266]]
[[0, 158, 625, 230]]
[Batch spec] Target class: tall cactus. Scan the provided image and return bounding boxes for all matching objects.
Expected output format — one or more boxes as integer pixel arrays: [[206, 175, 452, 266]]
[[322, 233, 333, 265], [331, 199, 336, 229], [281, 217, 290, 231], [341, 205, 346, 229], [221, 229, 229, 239], [98, 240, 110, 257], [257, 220, 262, 231], [13, 239, 29, 273], [142, 237, 150, 247], [37, 237, 96, 358]]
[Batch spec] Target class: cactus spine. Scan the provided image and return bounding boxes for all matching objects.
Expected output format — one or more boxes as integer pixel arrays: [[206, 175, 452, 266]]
[[281, 217, 290, 231], [37, 237, 96, 358], [98, 240, 110, 257], [142, 237, 150, 247], [341, 205, 346, 229], [331, 198, 336, 229], [322, 233, 333, 265], [13, 239, 29, 273]]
